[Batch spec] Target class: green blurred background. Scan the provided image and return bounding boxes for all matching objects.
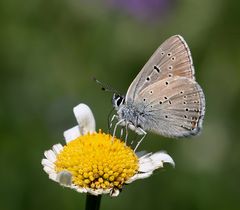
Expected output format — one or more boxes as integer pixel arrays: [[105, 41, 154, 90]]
[[1, 0, 240, 209]]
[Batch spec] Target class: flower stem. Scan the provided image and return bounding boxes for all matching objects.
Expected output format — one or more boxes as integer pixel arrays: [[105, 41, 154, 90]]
[[85, 194, 102, 210]]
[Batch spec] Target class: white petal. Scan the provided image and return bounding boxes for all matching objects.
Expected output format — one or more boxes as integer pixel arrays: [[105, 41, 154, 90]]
[[138, 153, 155, 172], [87, 188, 103, 196], [56, 170, 72, 186], [102, 189, 111, 194], [41, 158, 55, 169], [126, 172, 153, 183], [44, 150, 56, 162], [150, 152, 175, 168], [110, 188, 120, 197], [49, 173, 58, 182], [138, 161, 156, 173], [73, 104, 96, 135], [64, 125, 81, 143], [52, 144, 63, 154], [43, 166, 55, 174], [138, 152, 175, 173], [75, 186, 87, 193]]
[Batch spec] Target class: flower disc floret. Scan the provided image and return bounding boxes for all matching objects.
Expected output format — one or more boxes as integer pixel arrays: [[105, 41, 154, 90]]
[[55, 131, 139, 190]]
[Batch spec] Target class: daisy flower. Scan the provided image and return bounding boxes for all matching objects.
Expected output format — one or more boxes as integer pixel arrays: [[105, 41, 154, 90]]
[[41, 103, 175, 197]]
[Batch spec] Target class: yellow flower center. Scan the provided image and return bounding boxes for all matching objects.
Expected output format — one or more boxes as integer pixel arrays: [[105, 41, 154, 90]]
[[55, 131, 139, 190]]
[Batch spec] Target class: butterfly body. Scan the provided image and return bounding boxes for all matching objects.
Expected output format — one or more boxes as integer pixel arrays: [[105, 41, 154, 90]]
[[117, 99, 147, 128], [113, 35, 205, 138]]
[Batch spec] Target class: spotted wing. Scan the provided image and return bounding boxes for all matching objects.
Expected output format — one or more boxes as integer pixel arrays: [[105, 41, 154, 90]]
[[126, 35, 195, 103], [135, 77, 205, 137]]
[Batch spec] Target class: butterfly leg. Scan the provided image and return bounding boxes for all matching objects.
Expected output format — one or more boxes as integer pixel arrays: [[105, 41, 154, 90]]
[[134, 128, 147, 152], [120, 128, 124, 139], [125, 122, 129, 144], [109, 114, 117, 130], [112, 119, 125, 141]]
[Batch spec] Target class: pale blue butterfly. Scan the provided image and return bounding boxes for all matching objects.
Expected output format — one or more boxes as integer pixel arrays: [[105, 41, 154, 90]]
[[112, 35, 205, 143]]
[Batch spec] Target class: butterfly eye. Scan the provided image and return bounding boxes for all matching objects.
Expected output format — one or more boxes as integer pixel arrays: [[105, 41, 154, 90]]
[[113, 94, 125, 109], [115, 96, 125, 107]]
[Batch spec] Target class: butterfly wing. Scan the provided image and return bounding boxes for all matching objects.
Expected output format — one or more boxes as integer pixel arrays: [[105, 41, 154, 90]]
[[126, 35, 195, 102], [135, 76, 205, 137]]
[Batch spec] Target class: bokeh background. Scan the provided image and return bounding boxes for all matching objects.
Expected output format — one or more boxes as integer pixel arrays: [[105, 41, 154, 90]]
[[1, 0, 240, 209]]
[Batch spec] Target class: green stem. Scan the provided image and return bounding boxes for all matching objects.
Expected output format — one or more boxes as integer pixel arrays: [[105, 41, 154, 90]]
[[85, 194, 102, 210]]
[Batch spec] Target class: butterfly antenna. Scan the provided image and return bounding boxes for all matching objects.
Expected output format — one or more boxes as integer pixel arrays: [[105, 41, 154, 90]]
[[93, 77, 121, 95]]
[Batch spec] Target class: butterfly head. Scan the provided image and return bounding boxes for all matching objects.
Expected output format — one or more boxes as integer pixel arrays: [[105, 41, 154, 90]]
[[112, 93, 125, 111]]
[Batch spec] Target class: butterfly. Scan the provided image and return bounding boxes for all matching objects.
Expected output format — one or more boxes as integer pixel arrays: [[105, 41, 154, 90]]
[[112, 35, 205, 138]]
